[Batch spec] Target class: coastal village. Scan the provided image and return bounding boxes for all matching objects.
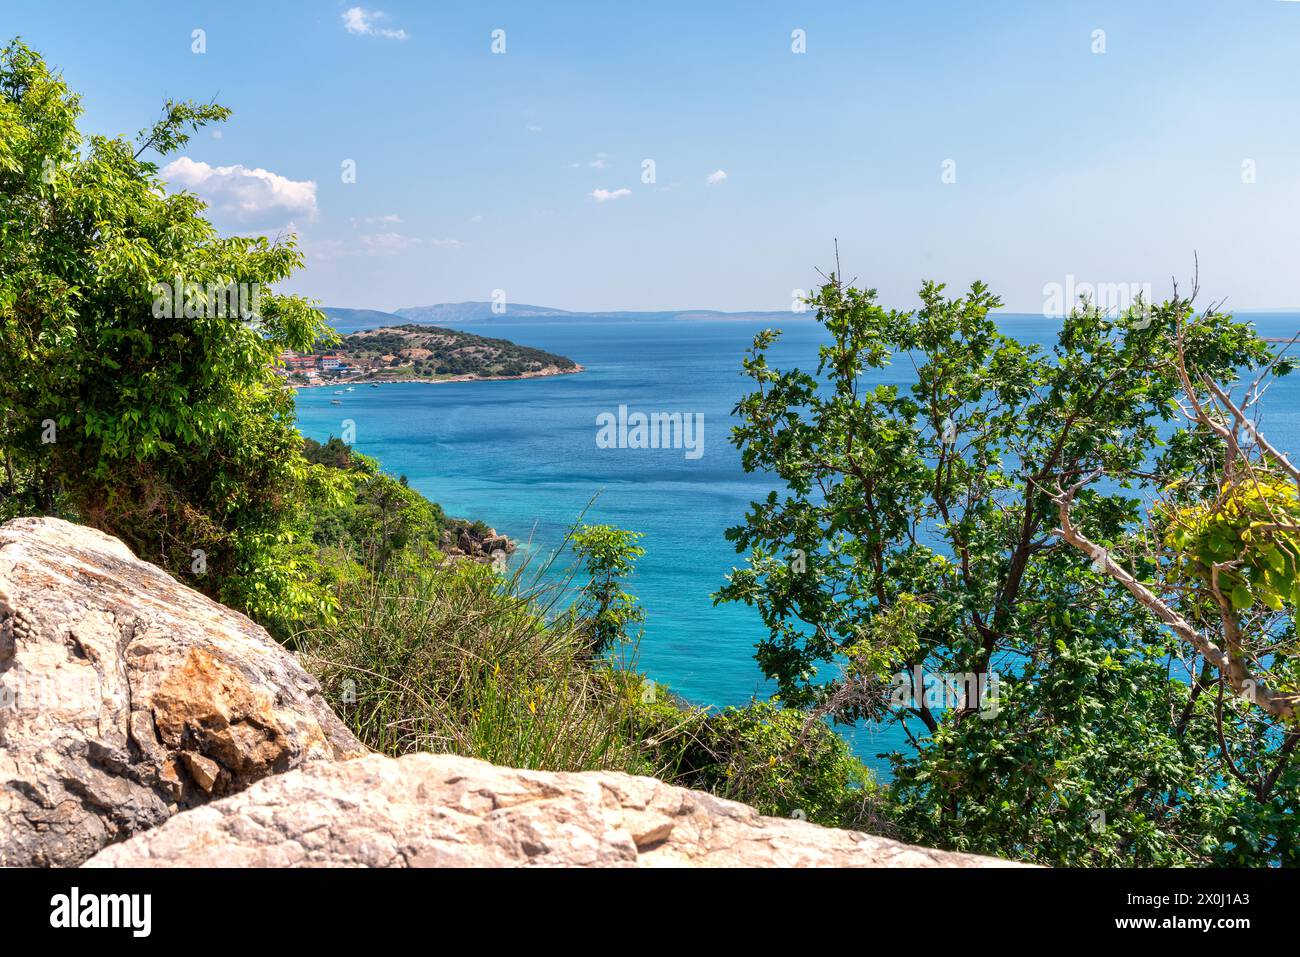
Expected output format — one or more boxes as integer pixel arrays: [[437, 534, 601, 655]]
[[275, 324, 581, 388], [276, 350, 352, 384]]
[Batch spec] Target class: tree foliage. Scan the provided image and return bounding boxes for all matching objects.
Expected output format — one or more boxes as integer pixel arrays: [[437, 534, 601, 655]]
[[720, 272, 1297, 864], [0, 39, 332, 624], [570, 523, 645, 656]]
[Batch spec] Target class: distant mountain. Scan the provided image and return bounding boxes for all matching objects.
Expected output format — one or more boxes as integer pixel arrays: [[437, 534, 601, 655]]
[[319, 307, 407, 334], [394, 302, 575, 324], [319, 301, 800, 334], [391, 301, 793, 325]]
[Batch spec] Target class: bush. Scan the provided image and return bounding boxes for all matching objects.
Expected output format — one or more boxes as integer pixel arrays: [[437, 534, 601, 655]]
[[0, 39, 333, 627], [639, 697, 880, 830]]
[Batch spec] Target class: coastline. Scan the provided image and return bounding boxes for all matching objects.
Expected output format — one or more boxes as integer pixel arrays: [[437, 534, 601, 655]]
[[293, 363, 585, 389]]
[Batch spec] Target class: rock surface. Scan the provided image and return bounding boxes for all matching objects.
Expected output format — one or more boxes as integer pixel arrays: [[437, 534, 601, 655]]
[[0, 517, 365, 867], [441, 520, 516, 565], [0, 516, 1018, 869], [84, 752, 1019, 867]]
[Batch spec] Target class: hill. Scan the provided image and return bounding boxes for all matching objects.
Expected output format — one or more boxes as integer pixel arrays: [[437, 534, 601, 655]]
[[320, 302, 798, 334], [393, 301, 574, 324], [322, 324, 581, 382], [319, 306, 407, 334], [390, 302, 793, 326]]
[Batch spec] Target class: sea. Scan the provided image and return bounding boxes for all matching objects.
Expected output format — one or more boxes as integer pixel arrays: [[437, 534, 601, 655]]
[[295, 311, 1300, 777]]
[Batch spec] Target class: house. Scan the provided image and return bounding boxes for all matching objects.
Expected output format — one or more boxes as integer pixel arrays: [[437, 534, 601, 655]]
[[279, 353, 318, 373]]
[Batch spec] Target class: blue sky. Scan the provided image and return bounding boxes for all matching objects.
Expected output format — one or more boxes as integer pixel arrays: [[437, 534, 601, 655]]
[[5, 0, 1300, 312]]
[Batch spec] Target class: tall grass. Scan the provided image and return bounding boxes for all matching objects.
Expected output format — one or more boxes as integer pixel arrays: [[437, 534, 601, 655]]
[[295, 544, 673, 775], [293, 538, 878, 831]]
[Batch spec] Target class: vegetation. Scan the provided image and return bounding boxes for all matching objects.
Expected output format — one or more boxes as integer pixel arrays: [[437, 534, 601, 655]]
[[0, 39, 333, 628], [570, 523, 645, 656], [326, 324, 578, 381], [296, 550, 653, 771], [292, 502, 872, 825], [9, 38, 1298, 865], [637, 696, 883, 830], [720, 273, 1299, 865]]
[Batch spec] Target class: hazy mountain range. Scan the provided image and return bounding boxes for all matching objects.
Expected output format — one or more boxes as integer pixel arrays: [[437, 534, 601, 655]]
[[320, 302, 793, 334]]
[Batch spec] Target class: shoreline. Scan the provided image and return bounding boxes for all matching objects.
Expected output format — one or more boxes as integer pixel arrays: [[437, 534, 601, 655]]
[[292, 364, 585, 389]]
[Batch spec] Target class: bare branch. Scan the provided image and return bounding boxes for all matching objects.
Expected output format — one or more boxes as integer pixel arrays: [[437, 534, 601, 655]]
[[1049, 475, 1298, 722]]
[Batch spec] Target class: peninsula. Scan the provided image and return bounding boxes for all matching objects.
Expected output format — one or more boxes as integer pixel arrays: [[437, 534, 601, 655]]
[[280, 323, 582, 387]]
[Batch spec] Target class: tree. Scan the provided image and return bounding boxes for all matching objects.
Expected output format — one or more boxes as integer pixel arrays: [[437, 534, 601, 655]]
[[0, 40, 332, 626], [1052, 296, 1300, 723], [719, 268, 1297, 863], [1048, 291, 1300, 850], [570, 524, 645, 656]]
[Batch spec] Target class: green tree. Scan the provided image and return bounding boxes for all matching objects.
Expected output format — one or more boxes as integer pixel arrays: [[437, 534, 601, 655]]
[[719, 271, 1297, 864], [570, 523, 645, 656], [0, 40, 332, 626]]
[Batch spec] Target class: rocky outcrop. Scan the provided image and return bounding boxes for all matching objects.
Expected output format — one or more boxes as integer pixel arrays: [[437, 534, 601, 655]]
[[440, 520, 515, 564], [84, 752, 1019, 867], [0, 517, 365, 867], [0, 516, 1019, 869]]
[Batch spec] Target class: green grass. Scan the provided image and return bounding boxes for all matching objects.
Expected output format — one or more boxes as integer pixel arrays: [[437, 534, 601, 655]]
[[294, 548, 665, 775], [292, 535, 878, 829]]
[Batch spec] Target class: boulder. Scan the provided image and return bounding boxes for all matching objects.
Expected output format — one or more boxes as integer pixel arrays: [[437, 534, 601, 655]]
[[442, 522, 517, 563], [84, 752, 1020, 867], [0, 517, 365, 867]]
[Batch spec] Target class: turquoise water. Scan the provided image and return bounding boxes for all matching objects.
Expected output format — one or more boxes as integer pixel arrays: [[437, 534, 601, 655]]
[[295, 312, 1300, 776]]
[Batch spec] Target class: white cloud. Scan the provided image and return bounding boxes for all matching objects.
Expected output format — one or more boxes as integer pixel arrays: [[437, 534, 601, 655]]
[[359, 233, 463, 256], [571, 152, 609, 170], [706, 169, 728, 185], [342, 7, 408, 40], [591, 188, 632, 202], [526, 124, 543, 133], [359, 232, 419, 254], [365, 213, 402, 224], [304, 238, 349, 261], [161, 157, 318, 221]]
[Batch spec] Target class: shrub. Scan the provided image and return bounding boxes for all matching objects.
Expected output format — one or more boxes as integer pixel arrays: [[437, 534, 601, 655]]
[[639, 697, 880, 830]]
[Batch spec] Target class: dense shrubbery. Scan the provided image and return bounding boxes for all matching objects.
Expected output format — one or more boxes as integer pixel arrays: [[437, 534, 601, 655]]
[[636, 695, 882, 829], [296, 552, 650, 770], [289, 484, 875, 821], [0, 39, 334, 629]]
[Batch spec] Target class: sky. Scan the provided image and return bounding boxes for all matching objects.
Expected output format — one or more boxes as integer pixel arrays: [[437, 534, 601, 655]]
[[4, 0, 1300, 313]]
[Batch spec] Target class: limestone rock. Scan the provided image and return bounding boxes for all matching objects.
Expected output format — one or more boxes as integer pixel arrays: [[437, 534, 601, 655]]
[[0, 517, 365, 867], [84, 752, 1021, 868]]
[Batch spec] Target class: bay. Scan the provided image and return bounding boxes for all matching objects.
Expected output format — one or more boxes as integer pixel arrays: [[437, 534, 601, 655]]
[[295, 311, 1300, 776]]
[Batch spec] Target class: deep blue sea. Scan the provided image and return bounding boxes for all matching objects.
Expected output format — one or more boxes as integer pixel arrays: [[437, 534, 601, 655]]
[[295, 312, 1300, 776]]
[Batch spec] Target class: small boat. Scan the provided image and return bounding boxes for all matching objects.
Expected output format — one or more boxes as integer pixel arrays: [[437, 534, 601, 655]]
[[333, 390, 344, 395], [370, 383, 381, 388], [346, 387, 355, 392], [330, 399, 342, 405]]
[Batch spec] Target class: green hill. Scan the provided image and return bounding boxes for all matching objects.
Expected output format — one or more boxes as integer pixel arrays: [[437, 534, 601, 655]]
[[328, 324, 580, 380]]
